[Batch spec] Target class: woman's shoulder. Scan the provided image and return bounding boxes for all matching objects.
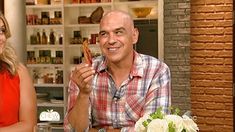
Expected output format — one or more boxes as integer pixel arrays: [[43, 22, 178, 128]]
[[17, 63, 27, 72], [17, 63, 30, 77]]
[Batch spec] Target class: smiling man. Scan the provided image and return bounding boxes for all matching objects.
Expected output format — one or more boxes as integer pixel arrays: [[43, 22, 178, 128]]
[[64, 10, 171, 132]]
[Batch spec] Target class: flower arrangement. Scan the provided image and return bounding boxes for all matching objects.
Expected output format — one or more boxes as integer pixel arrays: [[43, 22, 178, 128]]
[[134, 107, 199, 132]]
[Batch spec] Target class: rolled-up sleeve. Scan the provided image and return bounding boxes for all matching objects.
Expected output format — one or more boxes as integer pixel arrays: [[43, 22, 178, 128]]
[[144, 63, 171, 114]]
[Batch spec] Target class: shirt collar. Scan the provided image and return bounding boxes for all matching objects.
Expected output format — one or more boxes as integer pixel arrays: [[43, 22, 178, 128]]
[[96, 51, 144, 78]]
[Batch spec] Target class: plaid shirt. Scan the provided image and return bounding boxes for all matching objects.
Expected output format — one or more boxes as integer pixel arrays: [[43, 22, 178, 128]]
[[64, 51, 171, 132]]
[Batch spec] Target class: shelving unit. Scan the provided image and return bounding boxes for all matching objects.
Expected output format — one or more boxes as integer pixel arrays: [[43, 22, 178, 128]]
[[25, 0, 158, 131]]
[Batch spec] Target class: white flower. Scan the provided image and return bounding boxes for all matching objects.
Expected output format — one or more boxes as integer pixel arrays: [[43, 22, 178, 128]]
[[147, 119, 168, 132], [165, 115, 184, 132], [135, 107, 199, 132], [134, 114, 151, 132], [182, 115, 199, 132]]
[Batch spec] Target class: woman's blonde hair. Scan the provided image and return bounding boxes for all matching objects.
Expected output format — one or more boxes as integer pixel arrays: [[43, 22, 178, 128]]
[[0, 12, 19, 75]]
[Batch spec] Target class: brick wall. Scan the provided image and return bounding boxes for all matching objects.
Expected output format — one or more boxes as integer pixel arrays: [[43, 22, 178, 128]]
[[190, 0, 233, 131], [164, 0, 191, 113]]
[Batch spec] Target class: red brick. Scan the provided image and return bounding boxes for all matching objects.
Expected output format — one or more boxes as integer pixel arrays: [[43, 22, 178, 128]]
[[193, 109, 215, 117], [204, 43, 227, 50], [191, 28, 224, 35], [191, 94, 215, 102], [215, 110, 233, 118], [190, 50, 215, 57], [223, 43, 233, 49], [205, 102, 225, 110], [191, 65, 232, 73], [214, 35, 232, 43], [205, 117, 226, 125], [223, 88, 233, 95], [224, 58, 232, 65], [224, 27, 233, 34], [191, 87, 205, 94], [224, 0, 233, 4], [191, 35, 215, 42], [205, 0, 225, 5], [224, 12, 233, 19], [214, 20, 232, 27], [190, 43, 206, 50], [191, 80, 232, 88], [191, 13, 206, 20], [214, 125, 233, 132], [214, 5, 233, 12], [204, 58, 225, 64], [224, 118, 233, 126], [191, 73, 232, 80], [191, 21, 214, 28], [205, 13, 225, 20], [191, 94, 231, 103], [190, 58, 205, 64], [214, 50, 232, 57], [197, 124, 215, 132], [204, 88, 226, 95], [191, 5, 214, 13], [225, 103, 233, 110], [191, 102, 205, 109], [191, 0, 205, 5]]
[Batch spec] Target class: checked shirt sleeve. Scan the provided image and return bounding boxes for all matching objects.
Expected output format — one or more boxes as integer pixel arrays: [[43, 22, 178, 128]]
[[64, 80, 79, 132], [144, 62, 171, 115]]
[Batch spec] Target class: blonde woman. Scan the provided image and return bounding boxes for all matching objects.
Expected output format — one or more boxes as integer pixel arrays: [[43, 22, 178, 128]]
[[0, 12, 37, 132]]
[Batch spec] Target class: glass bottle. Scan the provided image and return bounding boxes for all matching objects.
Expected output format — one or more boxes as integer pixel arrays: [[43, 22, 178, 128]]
[[59, 34, 63, 45], [41, 29, 47, 44], [49, 29, 55, 45], [30, 31, 37, 45], [36, 29, 41, 44]]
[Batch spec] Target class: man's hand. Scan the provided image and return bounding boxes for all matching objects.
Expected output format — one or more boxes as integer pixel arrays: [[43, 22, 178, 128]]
[[71, 63, 95, 95]]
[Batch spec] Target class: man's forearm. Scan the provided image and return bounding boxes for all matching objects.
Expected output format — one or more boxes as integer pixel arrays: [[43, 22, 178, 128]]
[[68, 94, 90, 132]]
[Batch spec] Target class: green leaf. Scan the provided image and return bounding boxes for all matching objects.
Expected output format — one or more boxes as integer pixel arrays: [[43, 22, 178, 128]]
[[142, 118, 152, 127], [142, 120, 149, 127], [150, 107, 164, 119], [173, 108, 180, 115], [169, 106, 180, 115], [168, 121, 176, 132]]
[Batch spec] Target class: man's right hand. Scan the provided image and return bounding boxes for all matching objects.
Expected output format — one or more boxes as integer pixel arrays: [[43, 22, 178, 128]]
[[71, 63, 95, 95]]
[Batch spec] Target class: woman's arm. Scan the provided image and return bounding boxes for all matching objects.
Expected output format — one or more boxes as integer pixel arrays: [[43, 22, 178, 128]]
[[0, 63, 37, 132]]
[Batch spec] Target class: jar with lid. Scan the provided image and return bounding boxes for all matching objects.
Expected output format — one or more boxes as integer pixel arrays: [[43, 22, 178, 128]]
[[41, 12, 50, 25]]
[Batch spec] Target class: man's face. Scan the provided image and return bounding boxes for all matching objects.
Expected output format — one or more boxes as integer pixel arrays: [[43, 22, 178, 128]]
[[0, 19, 6, 54], [98, 13, 138, 64]]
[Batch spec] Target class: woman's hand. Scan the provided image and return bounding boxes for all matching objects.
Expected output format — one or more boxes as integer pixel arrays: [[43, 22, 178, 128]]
[[71, 63, 95, 95]]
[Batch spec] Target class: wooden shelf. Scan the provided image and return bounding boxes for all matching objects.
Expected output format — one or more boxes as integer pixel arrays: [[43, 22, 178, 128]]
[[34, 83, 64, 87], [26, 4, 63, 9]]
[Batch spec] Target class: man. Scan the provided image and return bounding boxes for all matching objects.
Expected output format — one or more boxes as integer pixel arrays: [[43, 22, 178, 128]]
[[64, 10, 171, 132]]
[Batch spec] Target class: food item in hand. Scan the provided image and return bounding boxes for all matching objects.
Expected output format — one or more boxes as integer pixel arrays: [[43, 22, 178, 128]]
[[82, 40, 92, 65]]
